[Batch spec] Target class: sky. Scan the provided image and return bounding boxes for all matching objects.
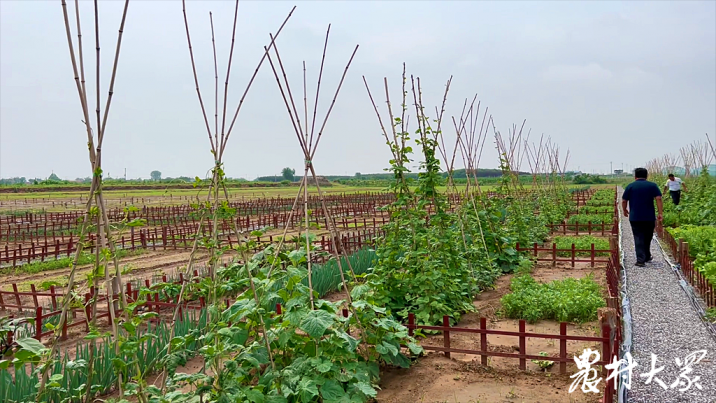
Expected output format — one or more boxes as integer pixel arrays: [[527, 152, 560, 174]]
[[1, 1, 715, 180]]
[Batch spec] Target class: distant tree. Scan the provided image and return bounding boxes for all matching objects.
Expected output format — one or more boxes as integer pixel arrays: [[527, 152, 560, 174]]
[[48, 173, 61, 181], [0, 177, 26, 185], [572, 174, 607, 184], [150, 170, 162, 181], [282, 167, 296, 182], [354, 172, 362, 179]]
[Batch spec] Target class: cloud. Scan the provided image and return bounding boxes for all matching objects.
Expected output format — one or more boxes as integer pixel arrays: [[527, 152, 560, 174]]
[[619, 67, 661, 85], [543, 63, 613, 81]]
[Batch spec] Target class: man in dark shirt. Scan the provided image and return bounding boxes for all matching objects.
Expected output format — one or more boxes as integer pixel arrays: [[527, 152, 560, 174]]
[[621, 168, 663, 267]]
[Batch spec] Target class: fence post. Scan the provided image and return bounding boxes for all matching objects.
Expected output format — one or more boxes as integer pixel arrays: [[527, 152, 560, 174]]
[[480, 317, 488, 366], [408, 313, 415, 337], [590, 244, 596, 268], [552, 243, 557, 267], [559, 322, 567, 374], [443, 316, 451, 359], [12, 283, 22, 312], [35, 306, 43, 341], [61, 312, 68, 341], [599, 307, 617, 402], [571, 244, 576, 268], [30, 284, 39, 309], [519, 320, 526, 370], [683, 243, 690, 283]]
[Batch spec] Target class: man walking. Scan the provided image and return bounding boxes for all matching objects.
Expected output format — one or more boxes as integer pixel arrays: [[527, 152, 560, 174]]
[[663, 173, 687, 205], [622, 168, 663, 267]]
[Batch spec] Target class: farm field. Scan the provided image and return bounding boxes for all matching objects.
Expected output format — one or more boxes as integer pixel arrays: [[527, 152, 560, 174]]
[[0, 183, 612, 213], [2, 181, 622, 403]]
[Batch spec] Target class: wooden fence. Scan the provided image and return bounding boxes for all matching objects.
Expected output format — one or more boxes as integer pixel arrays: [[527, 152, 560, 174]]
[[516, 241, 615, 267], [547, 220, 618, 236], [0, 223, 384, 267], [2, 270, 215, 343]]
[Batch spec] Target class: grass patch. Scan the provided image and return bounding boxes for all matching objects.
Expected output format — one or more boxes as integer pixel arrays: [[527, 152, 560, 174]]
[[579, 206, 614, 214], [0, 248, 147, 276], [500, 274, 606, 323], [553, 235, 610, 257]]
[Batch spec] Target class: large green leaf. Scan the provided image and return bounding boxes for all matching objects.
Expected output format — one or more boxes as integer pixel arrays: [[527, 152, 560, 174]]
[[320, 380, 346, 401], [336, 331, 359, 352], [299, 310, 334, 338], [15, 337, 47, 355], [298, 378, 319, 403], [353, 382, 378, 398], [245, 388, 266, 403]]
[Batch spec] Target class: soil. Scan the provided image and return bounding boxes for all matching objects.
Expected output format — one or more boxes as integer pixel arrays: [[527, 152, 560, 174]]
[[378, 354, 601, 403]]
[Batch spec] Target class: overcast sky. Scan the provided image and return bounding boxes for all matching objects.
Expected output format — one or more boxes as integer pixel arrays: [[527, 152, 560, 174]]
[[1, 1, 715, 180]]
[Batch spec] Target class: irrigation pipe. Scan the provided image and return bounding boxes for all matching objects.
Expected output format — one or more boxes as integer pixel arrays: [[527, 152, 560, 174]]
[[616, 195, 632, 403]]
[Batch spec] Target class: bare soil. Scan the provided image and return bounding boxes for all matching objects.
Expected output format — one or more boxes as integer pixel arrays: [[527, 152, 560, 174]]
[[378, 354, 601, 403]]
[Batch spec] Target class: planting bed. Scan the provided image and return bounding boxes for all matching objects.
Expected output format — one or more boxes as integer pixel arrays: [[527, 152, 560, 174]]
[[373, 256, 611, 402]]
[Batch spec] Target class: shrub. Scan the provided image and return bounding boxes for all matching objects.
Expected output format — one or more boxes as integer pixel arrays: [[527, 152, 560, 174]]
[[500, 275, 606, 323], [553, 235, 611, 257], [667, 225, 716, 258], [567, 214, 614, 229]]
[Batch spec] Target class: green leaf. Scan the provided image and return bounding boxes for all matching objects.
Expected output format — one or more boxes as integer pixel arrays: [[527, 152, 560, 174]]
[[265, 396, 288, 403], [245, 388, 266, 403], [379, 341, 399, 356], [298, 378, 319, 403], [387, 352, 411, 368], [13, 349, 39, 364], [350, 284, 370, 299], [315, 360, 332, 373], [65, 359, 87, 370], [15, 337, 47, 355], [336, 331, 359, 352], [299, 310, 334, 339], [407, 342, 423, 355], [320, 380, 346, 401], [354, 382, 378, 398]]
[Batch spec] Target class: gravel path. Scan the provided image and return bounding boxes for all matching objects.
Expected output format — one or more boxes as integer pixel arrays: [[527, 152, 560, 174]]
[[621, 190, 716, 402]]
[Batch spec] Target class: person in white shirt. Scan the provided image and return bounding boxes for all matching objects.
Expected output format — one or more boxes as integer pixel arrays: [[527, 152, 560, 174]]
[[663, 173, 687, 205]]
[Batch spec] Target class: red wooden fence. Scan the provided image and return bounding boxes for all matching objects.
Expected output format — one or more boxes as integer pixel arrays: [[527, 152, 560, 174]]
[[516, 241, 614, 267]]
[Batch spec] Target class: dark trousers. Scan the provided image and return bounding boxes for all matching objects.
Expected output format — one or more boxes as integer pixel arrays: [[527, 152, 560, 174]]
[[670, 190, 681, 205], [630, 221, 655, 264]]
